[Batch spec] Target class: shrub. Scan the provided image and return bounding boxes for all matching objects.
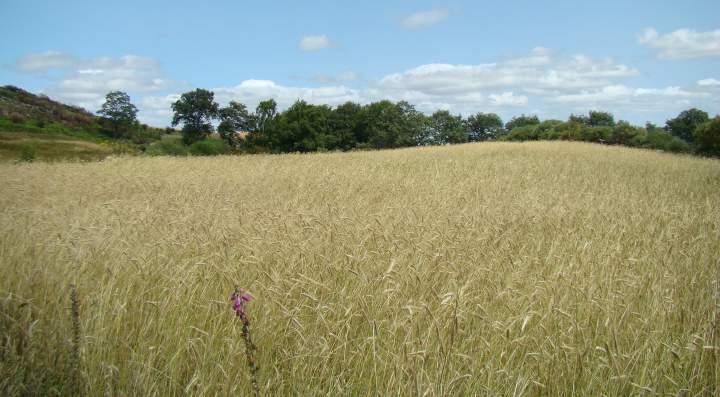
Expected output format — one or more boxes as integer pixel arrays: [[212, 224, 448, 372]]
[[581, 126, 613, 142], [611, 121, 643, 145], [504, 125, 538, 141], [19, 143, 37, 162], [549, 122, 583, 141], [627, 129, 649, 147], [145, 135, 189, 156], [535, 120, 563, 140], [189, 139, 231, 156], [9, 113, 26, 124], [665, 137, 690, 153], [129, 128, 164, 144], [694, 116, 720, 156]]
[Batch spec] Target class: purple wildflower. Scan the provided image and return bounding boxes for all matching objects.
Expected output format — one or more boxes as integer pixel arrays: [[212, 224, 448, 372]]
[[231, 288, 253, 317]]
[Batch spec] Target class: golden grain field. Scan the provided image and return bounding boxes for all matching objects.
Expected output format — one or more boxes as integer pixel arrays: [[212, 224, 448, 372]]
[[1, 141, 719, 396]]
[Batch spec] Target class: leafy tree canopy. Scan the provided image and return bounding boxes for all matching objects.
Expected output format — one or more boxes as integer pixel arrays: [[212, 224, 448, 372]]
[[665, 108, 709, 143], [217, 101, 253, 147], [467, 112, 503, 141], [694, 116, 720, 156], [505, 114, 540, 131], [171, 89, 219, 144], [98, 91, 138, 138]]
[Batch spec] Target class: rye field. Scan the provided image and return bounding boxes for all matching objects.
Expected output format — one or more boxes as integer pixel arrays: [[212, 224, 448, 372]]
[[0, 141, 719, 396]]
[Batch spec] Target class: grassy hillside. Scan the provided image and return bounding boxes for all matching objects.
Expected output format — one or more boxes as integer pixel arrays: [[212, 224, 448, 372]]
[[0, 131, 124, 162], [0, 86, 170, 161], [0, 142, 718, 395], [0, 86, 99, 133]]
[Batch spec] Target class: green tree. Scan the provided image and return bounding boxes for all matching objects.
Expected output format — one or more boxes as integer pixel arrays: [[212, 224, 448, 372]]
[[360, 100, 422, 149], [330, 102, 363, 150], [611, 121, 643, 145], [269, 100, 334, 152], [97, 91, 138, 138], [568, 113, 589, 125], [588, 111, 615, 127], [568, 111, 614, 127], [665, 108, 709, 143], [171, 89, 219, 145], [505, 114, 540, 131], [694, 116, 720, 156], [466, 112, 503, 141], [217, 101, 253, 148], [255, 99, 278, 134], [428, 110, 467, 144]]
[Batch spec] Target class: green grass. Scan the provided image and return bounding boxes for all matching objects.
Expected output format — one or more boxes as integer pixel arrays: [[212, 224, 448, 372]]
[[0, 131, 119, 162], [0, 118, 106, 141]]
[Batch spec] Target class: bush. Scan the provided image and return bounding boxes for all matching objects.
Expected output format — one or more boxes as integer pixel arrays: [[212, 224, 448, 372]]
[[665, 137, 690, 153], [535, 120, 563, 140], [580, 126, 613, 142], [637, 129, 689, 153], [145, 135, 189, 156], [504, 125, 538, 141], [548, 122, 583, 141], [189, 139, 231, 156], [611, 122, 643, 145], [19, 143, 37, 162], [129, 128, 164, 144], [694, 117, 720, 156], [9, 113, 26, 124]]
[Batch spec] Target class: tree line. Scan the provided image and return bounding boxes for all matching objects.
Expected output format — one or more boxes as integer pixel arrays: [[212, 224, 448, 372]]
[[98, 89, 720, 157]]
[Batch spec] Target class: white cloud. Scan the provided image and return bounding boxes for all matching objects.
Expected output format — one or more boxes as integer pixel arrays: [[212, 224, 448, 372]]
[[639, 27, 720, 59], [16, 47, 718, 127], [198, 50, 643, 117], [401, 9, 449, 29], [51, 55, 171, 110], [16, 51, 75, 72], [77, 69, 104, 75], [212, 79, 365, 110], [488, 92, 528, 106], [299, 35, 330, 51], [552, 85, 706, 109], [138, 94, 181, 126], [375, 49, 638, 97], [15, 52, 175, 114], [698, 78, 720, 87], [145, 48, 708, 124]]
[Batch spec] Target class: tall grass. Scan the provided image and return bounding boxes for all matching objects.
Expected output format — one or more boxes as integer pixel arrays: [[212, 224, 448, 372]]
[[0, 141, 718, 395]]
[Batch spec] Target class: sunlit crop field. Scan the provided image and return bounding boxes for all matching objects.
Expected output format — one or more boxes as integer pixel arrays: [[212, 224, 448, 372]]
[[1, 142, 719, 396]]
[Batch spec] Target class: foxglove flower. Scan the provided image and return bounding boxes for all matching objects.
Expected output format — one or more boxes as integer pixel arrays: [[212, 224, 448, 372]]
[[231, 288, 253, 316]]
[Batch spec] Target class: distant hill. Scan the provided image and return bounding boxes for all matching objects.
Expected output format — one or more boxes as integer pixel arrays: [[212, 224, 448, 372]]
[[0, 85, 171, 162], [0, 85, 100, 132]]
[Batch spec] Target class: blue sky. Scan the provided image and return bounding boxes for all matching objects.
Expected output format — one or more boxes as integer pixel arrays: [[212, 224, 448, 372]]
[[2, 0, 719, 126]]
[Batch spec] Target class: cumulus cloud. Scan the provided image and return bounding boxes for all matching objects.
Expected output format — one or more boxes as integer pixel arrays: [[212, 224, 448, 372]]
[[16, 47, 718, 126], [147, 48, 706, 123], [375, 48, 638, 97], [551, 85, 708, 112], [190, 49, 646, 117], [138, 94, 181, 126], [639, 27, 720, 59], [698, 78, 720, 87], [299, 35, 330, 51], [401, 9, 449, 29], [488, 92, 528, 106], [16, 51, 75, 72], [212, 79, 365, 110], [15, 52, 174, 113]]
